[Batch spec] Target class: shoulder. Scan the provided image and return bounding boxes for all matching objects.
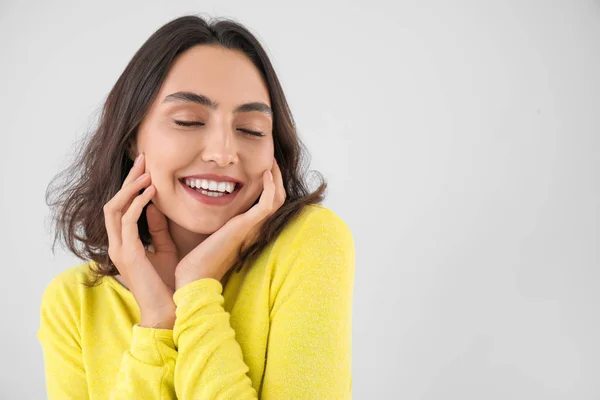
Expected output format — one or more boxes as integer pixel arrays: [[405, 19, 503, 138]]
[[38, 261, 102, 341], [270, 204, 355, 281], [276, 204, 354, 252], [40, 261, 102, 310], [42, 261, 98, 293]]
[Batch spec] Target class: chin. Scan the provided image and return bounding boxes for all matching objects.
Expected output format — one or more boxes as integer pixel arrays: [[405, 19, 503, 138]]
[[178, 214, 230, 235]]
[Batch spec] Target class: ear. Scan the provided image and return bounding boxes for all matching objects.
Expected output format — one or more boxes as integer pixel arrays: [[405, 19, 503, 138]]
[[126, 139, 138, 162]]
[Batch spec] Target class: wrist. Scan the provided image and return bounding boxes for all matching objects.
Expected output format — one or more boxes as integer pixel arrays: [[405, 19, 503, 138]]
[[139, 305, 176, 329], [139, 314, 176, 329], [175, 270, 222, 291]]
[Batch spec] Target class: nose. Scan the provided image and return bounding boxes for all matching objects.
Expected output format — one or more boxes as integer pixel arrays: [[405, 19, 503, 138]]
[[201, 124, 239, 166]]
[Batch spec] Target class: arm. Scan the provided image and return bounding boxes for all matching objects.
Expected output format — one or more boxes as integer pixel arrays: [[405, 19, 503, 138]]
[[172, 279, 258, 399], [260, 209, 355, 398], [109, 325, 177, 399], [37, 274, 178, 399], [37, 275, 88, 399], [171, 207, 355, 399]]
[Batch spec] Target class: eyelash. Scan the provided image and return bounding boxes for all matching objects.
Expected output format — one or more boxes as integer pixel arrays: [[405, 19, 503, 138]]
[[173, 120, 265, 137]]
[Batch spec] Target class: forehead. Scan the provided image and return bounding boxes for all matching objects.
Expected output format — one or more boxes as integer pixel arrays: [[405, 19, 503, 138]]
[[157, 45, 271, 108]]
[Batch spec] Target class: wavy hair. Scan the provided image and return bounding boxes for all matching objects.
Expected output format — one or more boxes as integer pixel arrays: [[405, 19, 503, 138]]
[[45, 14, 326, 285]]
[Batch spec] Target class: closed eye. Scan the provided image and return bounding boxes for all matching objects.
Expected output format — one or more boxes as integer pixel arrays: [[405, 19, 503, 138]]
[[173, 120, 265, 137], [174, 120, 204, 127], [237, 128, 265, 137]]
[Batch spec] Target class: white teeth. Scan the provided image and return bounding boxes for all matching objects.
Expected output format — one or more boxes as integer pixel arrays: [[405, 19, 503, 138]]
[[184, 178, 237, 193], [200, 190, 225, 197]]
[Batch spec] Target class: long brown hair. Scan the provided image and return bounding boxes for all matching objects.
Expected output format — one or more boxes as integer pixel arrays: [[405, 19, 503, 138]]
[[45, 14, 326, 285]]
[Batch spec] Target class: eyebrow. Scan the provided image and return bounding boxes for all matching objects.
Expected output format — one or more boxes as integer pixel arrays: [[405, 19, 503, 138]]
[[162, 91, 273, 117]]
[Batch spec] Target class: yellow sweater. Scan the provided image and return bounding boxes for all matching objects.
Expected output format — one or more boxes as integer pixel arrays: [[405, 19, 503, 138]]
[[37, 204, 354, 399]]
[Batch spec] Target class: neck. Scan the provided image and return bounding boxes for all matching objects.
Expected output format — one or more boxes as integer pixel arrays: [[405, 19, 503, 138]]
[[166, 219, 235, 288], [114, 220, 212, 293], [167, 219, 210, 260]]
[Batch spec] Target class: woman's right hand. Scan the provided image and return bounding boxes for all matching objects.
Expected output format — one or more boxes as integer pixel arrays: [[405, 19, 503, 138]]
[[103, 152, 179, 329]]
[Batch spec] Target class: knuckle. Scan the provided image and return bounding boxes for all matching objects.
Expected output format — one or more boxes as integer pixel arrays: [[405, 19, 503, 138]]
[[122, 213, 136, 224], [263, 205, 273, 216], [122, 205, 139, 221]]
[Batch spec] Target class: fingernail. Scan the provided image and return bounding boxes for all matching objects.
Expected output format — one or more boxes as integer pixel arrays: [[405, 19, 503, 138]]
[[136, 172, 148, 181], [268, 170, 273, 182], [134, 153, 143, 166]]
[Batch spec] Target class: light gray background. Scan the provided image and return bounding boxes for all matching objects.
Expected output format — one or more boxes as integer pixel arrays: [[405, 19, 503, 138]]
[[1, 0, 598, 398]]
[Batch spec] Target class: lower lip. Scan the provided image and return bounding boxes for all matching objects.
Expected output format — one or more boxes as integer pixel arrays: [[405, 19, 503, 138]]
[[179, 180, 241, 206]]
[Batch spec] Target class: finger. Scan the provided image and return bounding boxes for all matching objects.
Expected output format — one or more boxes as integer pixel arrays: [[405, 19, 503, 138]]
[[104, 173, 151, 250], [122, 153, 146, 189], [271, 157, 286, 206], [121, 153, 148, 211], [104, 202, 123, 249], [108, 172, 151, 213], [260, 169, 276, 214], [121, 184, 156, 249], [244, 170, 276, 223], [122, 173, 151, 213], [237, 171, 275, 250], [146, 203, 177, 254]]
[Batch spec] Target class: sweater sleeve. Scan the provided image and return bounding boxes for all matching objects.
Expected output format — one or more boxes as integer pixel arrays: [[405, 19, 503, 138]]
[[37, 275, 89, 399], [172, 279, 258, 399], [37, 274, 178, 399], [171, 207, 355, 399], [261, 208, 355, 399], [109, 325, 177, 399]]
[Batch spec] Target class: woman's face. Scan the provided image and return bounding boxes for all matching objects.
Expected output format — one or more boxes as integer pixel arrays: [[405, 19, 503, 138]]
[[134, 45, 274, 234]]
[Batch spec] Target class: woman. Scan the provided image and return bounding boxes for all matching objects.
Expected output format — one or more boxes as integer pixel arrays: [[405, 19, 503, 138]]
[[39, 14, 354, 399]]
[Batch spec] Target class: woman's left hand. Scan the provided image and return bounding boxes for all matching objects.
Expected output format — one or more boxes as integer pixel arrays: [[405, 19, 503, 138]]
[[174, 157, 286, 290]]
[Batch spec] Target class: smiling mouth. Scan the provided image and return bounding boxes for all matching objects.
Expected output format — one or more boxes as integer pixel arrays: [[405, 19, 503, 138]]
[[179, 178, 242, 197]]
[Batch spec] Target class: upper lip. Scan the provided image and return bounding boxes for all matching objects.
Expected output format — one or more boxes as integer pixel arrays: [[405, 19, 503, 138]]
[[180, 174, 244, 186]]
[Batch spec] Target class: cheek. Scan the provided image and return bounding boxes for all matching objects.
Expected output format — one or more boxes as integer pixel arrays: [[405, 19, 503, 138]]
[[240, 146, 273, 199], [145, 132, 190, 161], [139, 130, 194, 178], [244, 141, 274, 173]]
